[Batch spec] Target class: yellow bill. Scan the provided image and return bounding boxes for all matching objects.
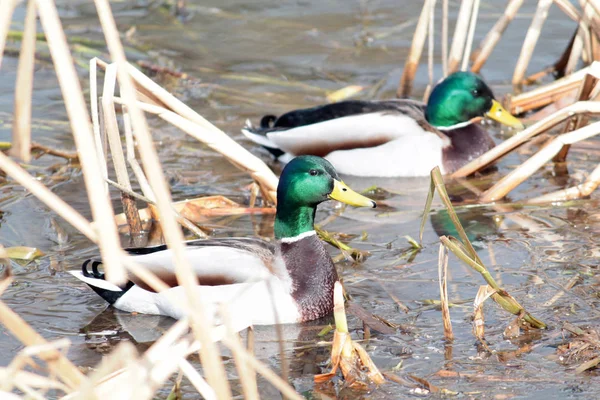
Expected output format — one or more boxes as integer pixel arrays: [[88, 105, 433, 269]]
[[485, 100, 524, 129], [329, 180, 376, 208]]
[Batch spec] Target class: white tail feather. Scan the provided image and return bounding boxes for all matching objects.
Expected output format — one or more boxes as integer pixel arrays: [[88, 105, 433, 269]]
[[68, 270, 123, 292], [240, 127, 280, 149]]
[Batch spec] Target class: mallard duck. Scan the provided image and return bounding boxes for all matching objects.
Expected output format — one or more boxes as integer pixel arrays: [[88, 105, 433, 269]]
[[241, 71, 524, 177], [69, 156, 376, 326]]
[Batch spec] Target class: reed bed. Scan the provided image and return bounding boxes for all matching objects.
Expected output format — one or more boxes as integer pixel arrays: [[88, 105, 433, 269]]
[[403, 0, 600, 205], [0, 0, 292, 398], [2, 0, 600, 398]]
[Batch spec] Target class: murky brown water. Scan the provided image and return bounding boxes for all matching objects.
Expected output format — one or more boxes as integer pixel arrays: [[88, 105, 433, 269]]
[[2, 1, 600, 398]]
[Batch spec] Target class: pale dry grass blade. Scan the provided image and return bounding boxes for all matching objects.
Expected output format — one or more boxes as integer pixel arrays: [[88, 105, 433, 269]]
[[11, 0, 36, 162], [92, 1, 232, 397], [480, 120, 600, 202], [178, 359, 217, 400], [0, 301, 83, 389], [441, 0, 448, 77], [113, 96, 278, 203], [423, 0, 437, 102], [89, 58, 109, 194], [512, 0, 553, 88], [451, 100, 600, 177], [565, 1, 594, 75], [397, 0, 433, 97], [221, 305, 259, 400], [526, 160, 600, 203], [0, 0, 18, 70], [101, 63, 143, 239], [0, 152, 97, 241], [221, 336, 304, 400], [471, 0, 524, 73], [438, 244, 453, 341], [509, 63, 593, 114], [461, 0, 480, 71], [117, 62, 278, 203], [35, 0, 127, 284], [447, 0, 474, 73]]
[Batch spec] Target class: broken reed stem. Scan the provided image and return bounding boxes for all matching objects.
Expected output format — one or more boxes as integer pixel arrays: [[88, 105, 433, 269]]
[[112, 96, 279, 204], [471, 0, 524, 73], [512, 0, 553, 88], [461, 0, 480, 71], [441, 0, 448, 77], [526, 160, 600, 203], [565, 1, 594, 74], [99, 60, 278, 203], [92, 1, 232, 397], [35, 0, 127, 284], [440, 236, 546, 329], [480, 120, 600, 202], [397, 0, 433, 97], [101, 63, 143, 241], [448, 0, 474, 73], [438, 244, 453, 341], [0, 0, 18, 70], [11, 0, 36, 162], [510, 63, 593, 114], [451, 100, 600, 178]]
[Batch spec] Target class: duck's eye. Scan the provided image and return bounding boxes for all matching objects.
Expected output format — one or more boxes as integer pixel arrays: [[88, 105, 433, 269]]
[[309, 169, 319, 176], [472, 89, 480, 96]]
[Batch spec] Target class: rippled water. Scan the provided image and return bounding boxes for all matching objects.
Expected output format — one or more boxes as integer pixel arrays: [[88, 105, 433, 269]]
[[2, 1, 600, 398]]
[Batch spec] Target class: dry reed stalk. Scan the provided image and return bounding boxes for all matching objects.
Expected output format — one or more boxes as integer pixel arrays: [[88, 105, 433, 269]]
[[447, 0, 474, 73], [565, 1, 594, 75], [471, 0, 524, 73], [92, 1, 231, 397], [451, 100, 600, 178], [177, 359, 217, 400], [480, 120, 600, 202], [472, 285, 496, 340], [438, 244, 453, 341], [122, 104, 155, 201], [509, 64, 592, 114], [0, 301, 83, 390], [397, 0, 434, 97], [101, 63, 143, 240], [0, 0, 18, 70], [89, 58, 109, 194], [97, 59, 279, 203], [424, 0, 437, 102], [10, 0, 36, 162], [221, 306, 260, 400], [35, 0, 127, 284], [554, 71, 598, 161], [441, 0, 448, 77], [460, 0, 480, 71], [526, 160, 600, 203], [113, 96, 279, 203], [512, 0, 553, 88], [0, 152, 97, 241], [221, 335, 305, 400]]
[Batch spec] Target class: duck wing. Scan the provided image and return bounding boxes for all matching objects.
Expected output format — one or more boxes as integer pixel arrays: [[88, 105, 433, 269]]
[[242, 100, 446, 157], [124, 237, 281, 291]]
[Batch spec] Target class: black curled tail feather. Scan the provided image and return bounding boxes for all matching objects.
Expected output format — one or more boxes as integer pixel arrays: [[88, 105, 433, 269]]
[[260, 115, 277, 129], [81, 258, 134, 305]]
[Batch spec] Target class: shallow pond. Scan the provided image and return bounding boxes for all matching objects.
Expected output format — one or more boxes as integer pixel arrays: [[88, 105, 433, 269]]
[[2, 1, 600, 398]]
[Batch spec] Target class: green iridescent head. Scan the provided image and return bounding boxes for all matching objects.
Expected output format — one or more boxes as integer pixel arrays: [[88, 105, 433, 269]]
[[274, 156, 376, 239], [425, 71, 523, 129]]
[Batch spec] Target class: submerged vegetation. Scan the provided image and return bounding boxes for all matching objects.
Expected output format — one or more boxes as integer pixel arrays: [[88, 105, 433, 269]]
[[2, 0, 600, 398]]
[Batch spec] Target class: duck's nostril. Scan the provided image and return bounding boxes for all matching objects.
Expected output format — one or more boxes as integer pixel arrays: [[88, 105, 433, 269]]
[[342, 188, 347, 192]]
